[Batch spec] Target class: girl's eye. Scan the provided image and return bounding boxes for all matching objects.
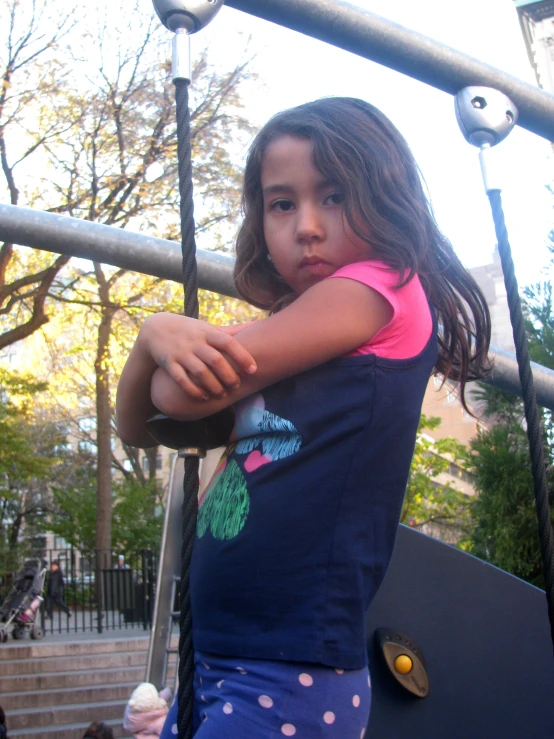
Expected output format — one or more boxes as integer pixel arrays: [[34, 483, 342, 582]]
[[270, 199, 295, 212], [325, 192, 343, 206]]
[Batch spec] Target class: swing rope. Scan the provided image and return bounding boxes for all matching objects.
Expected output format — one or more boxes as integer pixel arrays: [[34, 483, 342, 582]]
[[488, 188, 554, 654], [174, 76, 198, 739]]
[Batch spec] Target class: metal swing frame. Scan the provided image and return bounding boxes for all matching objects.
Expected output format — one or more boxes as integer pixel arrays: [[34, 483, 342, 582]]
[[2, 1, 554, 736]]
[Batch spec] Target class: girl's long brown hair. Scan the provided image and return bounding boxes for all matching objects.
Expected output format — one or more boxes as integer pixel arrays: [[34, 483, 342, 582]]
[[234, 97, 490, 411]]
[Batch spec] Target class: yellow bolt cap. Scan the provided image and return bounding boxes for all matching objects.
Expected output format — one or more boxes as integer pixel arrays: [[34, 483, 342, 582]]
[[394, 654, 413, 675]]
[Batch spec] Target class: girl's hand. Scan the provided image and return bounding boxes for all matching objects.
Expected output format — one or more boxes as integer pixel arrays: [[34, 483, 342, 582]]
[[139, 313, 257, 401]]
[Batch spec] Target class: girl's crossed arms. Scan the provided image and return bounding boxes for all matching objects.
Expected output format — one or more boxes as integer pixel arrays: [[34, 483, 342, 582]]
[[115, 275, 391, 448]]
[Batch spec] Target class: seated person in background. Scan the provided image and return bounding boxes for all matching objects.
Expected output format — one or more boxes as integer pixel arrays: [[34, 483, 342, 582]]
[[82, 721, 114, 739], [123, 683, 172, 739], [0, 706, 7, 739]]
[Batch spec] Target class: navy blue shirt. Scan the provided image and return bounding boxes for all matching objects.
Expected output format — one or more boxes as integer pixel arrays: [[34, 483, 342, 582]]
[[191, 271, 437, 669]]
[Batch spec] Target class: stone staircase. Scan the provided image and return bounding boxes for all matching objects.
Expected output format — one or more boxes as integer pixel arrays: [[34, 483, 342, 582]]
[[0, 635, 176, 738]]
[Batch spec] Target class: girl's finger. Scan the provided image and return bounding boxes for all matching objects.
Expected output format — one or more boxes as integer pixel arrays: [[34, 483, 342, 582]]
[[195, 345, 242, 389], [174, 356, 227, 398], [165, 362, 214, 401], [208, 332, 257, 375]]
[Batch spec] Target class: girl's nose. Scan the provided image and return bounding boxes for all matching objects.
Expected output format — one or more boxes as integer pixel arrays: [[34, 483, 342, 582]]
[[296, 205, 324, 242]]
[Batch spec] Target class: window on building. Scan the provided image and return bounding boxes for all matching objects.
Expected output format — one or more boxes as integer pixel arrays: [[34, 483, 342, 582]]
[[448, 461, 473, 484], [78, 440, 97, 454], [78, 416, 96, 434], [54, 422, 73, 453], [78, 416, 97, 454], [55, 439, 72, 453], [142, 454, 162, 473]]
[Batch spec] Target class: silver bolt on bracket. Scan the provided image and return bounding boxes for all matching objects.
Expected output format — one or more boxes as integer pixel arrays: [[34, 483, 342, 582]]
[[152, 0, 224, 33], [152, 1, 224, 83], [455, 86, 518, 193]]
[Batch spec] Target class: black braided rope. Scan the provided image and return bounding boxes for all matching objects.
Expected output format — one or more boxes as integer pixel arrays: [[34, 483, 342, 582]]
[[174, 77, 198, 739], [488, 189, 554, 654]]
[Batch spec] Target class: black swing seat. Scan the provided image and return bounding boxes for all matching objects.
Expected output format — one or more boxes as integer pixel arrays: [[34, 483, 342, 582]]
[[146, 409, 235, 452]]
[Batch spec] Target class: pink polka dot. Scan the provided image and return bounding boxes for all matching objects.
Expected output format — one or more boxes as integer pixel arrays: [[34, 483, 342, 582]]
[[367, 675, 371, 687], [281, 725, 296, 736], [353, 694, 360, 707], [236, 666, 247, 674], [298, 673, 313, 686], [200, 694, 207, 703], [360, 729, 366, 738], [324, 711, 336, 724], [217, 680, 224, 689], [258, 695, 274, 708], [223, 702, 233, 714], [202, 662, 210, 670], [335, 668, 344, 675]]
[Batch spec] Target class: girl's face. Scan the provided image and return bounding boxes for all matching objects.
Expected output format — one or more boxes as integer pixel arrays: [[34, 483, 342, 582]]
[[261, 135, 372, 295]]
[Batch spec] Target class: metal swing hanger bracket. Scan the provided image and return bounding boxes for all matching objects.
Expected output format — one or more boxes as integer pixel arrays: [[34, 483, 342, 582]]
[[456, 86, 554, 657], [152, 0, 224, 82], [152, 0, 223, 33], [455, 86, 518, 193]]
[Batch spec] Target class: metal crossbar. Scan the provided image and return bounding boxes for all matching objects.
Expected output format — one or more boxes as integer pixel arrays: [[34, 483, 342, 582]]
[[225, 0, 554, 142], [1, 203, 554, 411]]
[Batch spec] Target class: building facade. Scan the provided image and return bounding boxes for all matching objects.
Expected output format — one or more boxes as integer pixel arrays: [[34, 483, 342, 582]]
[[515, 0, 554, 94]]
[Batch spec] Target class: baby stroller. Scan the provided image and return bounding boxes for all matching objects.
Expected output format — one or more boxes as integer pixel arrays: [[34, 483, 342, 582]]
[[0, 558, 47, 642]]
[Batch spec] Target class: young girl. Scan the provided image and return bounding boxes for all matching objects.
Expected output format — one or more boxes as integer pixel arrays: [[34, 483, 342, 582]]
[[117, 97, 490, 738]]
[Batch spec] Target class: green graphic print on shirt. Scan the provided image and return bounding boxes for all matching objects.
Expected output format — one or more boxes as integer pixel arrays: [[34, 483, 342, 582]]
[[197, 393, 302, 541]]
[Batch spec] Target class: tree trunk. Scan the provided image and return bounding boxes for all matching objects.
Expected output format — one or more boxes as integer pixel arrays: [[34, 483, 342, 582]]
[[95, 269, 116, 555], [8, 509, 23, 550]]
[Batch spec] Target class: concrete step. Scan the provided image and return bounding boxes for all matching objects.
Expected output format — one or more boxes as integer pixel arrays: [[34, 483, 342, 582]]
[[1, 682, 139, 710], [9, 718, 131, 739], [0, 648, 148, 676], [0, 635, 149, 661], [8, 699, 128, 731], [0, 633, 176, 738], [0, 663, 176, 693]]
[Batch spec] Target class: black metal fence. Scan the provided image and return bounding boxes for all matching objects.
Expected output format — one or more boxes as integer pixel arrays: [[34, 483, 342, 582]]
[[0, 548, 159, 634]]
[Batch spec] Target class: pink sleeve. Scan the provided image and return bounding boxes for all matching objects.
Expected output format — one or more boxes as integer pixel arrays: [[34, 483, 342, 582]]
[[328, 260, 433, 359]]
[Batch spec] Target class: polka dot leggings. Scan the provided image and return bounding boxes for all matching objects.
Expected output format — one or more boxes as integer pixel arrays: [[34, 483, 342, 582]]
[[160, 650, 371, 738]]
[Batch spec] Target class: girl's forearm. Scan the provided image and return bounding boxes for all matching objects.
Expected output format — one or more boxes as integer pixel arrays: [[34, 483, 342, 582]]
[[116, 337, 160, 448], [150, 366, 198, 420]]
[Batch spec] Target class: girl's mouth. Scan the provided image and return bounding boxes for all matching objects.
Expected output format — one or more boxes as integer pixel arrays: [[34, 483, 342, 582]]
[[299, 257, 331, 276], [299, 256, 329, 268]]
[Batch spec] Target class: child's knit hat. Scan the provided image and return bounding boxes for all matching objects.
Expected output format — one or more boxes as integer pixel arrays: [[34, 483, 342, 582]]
[[127, 682, 169, 713]]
